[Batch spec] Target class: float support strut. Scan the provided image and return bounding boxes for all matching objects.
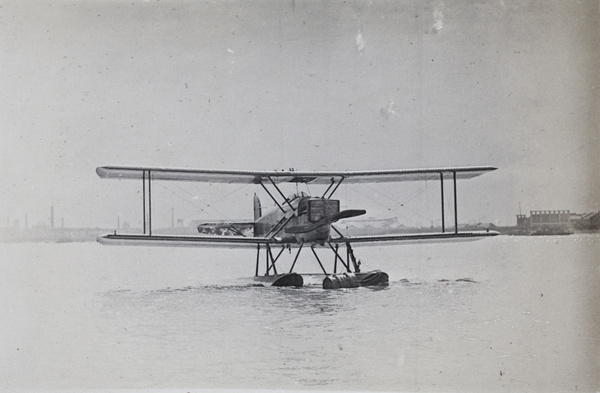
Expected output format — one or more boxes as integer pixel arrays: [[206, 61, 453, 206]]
[[310, 246, 328, 275], [328, 242, 349, 273], [289, 243, 304, 273], [255, 244, 261, 276], [346, 242, 360, 273], [266, 245, 284, 276]]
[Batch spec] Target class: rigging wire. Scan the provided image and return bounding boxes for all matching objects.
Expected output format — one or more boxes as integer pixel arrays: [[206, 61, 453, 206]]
[[346, 186, 419, 227], [186, 182, 252, 220], [157, 181, 251, 221], [349, 181, 437, 226], [377, 185, 436, 222], [155, 182, 226, 220], [365, 181, 434, 211]]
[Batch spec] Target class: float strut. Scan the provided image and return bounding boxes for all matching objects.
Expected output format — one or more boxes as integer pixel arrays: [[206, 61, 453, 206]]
[[289, 242, 304, 273], [346, 242, 360, 273], [255, 244, 261, 276], [333, 243, 338, 273], [264, 245, 270, 276], [310, 245, 328, 275], [266, 245, 284, 275], [328, 242, 349, 273]]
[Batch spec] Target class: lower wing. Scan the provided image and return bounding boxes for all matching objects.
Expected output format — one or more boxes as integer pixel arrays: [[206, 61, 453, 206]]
[[329, 230, 500, 246], [98, 230, 498, 248], [97, 233, 279, 248]]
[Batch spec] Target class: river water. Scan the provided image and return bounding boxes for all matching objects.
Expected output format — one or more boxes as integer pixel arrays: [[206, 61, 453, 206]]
[[1, 235, 598, 391]]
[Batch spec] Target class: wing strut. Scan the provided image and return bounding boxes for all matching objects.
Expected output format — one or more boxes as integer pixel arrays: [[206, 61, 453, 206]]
[[453, 171, 459, 234], [264, 214, 294, 239], [268, 176, 295, 210], [142, 170, 153, 236], [142, 170, 146, 234], [321, 178, 336, 198], [440, 172, 445, 233], [438, 171, 459, 234], [326, 177, 345, 199], [320, 176, 345, 199], [259, 182, 285, 213]]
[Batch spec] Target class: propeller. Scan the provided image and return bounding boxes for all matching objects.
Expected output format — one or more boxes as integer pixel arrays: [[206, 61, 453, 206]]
[[331, 209, 366, 222], [285, 209, 366, 234]]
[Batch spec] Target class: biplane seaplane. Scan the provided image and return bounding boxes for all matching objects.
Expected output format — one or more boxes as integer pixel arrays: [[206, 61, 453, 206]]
[[96, 166, 498, 289]]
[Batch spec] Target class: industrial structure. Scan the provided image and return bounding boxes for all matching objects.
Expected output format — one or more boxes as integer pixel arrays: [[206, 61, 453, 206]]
[[516, 210, 573, 235], [516, 210, 600, 235]]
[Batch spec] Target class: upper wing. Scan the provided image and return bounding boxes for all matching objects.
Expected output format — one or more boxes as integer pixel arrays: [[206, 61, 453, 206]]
[[96, 166, 496, 184]]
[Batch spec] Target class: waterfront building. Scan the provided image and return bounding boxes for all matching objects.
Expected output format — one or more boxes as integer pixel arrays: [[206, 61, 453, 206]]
[[516, 210, 573, 235]]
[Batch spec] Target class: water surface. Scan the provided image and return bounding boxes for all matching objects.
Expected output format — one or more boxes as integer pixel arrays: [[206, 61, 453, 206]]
[[1, 235, 598, 391]]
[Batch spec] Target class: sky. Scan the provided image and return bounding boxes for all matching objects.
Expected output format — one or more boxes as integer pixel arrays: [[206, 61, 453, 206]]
[[1, 0, 598, 229]]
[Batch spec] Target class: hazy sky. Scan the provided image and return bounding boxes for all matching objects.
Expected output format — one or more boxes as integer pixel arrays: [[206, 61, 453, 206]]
[[1, 0, 598, 229]]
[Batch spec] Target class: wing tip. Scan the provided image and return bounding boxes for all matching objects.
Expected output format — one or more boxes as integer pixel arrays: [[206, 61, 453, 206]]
[[96, 167, 107, 178]]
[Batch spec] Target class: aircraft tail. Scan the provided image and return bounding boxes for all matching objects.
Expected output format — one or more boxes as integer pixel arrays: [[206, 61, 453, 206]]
[[253, 193, 262, 221]]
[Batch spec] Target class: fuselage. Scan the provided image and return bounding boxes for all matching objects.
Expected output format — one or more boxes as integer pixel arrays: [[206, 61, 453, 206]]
[[255, 194, 341, 245]]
